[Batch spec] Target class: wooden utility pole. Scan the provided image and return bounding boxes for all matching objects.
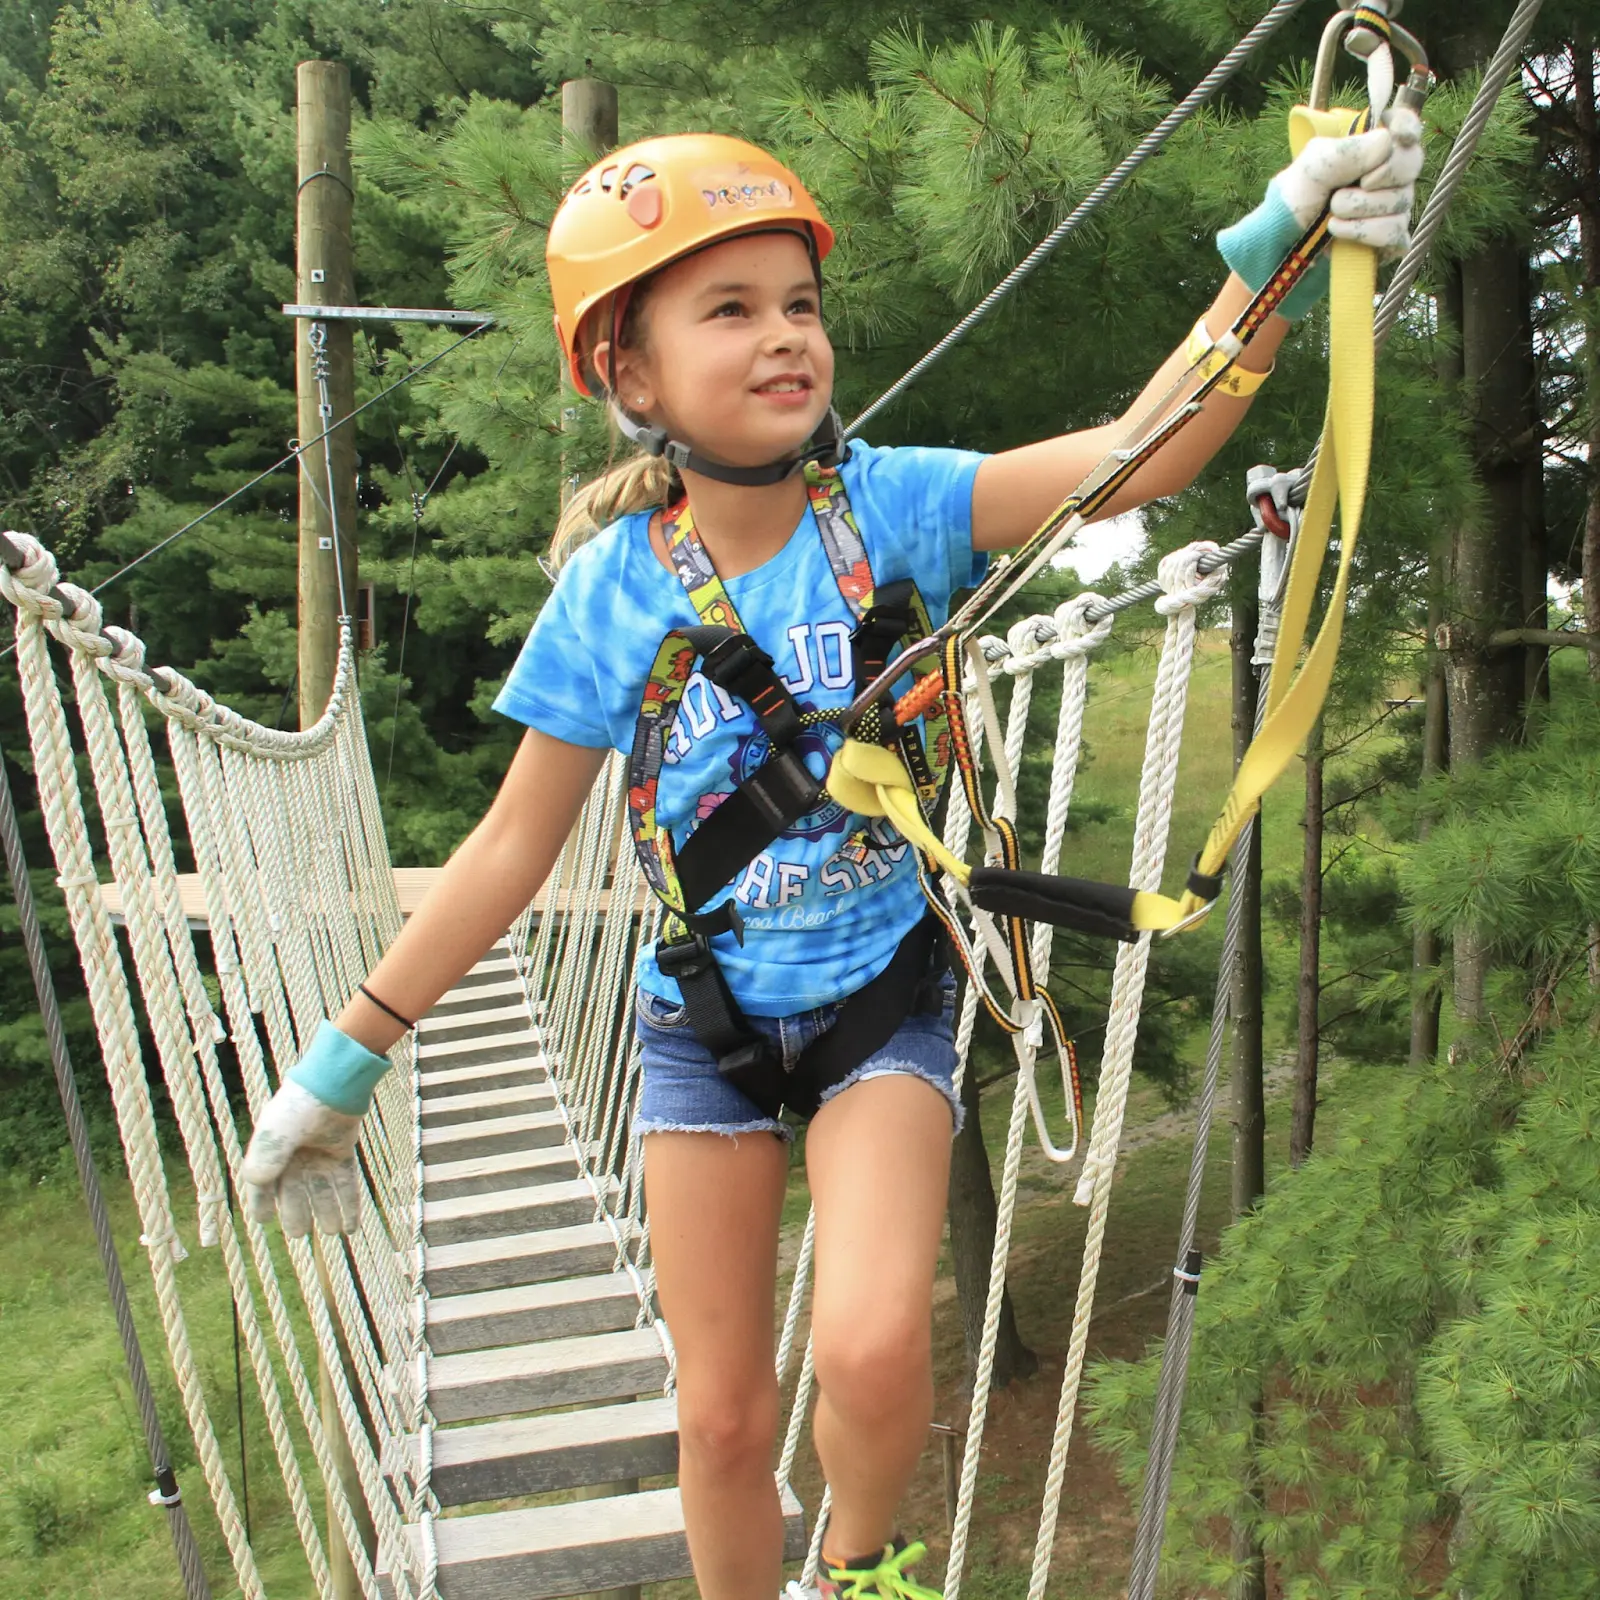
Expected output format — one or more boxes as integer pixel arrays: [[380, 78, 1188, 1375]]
[[562, 76, 619, 158], [297, 60, 359, 728], [558, 83, 638, 1600], [296, 59, 373, 1600], [559, 78, 619, 506]]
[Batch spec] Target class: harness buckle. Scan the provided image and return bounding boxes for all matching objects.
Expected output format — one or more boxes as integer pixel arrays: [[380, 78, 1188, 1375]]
[[717, 1038, 772, 1074], [656, 932, 717, 982], [745, 749, 825, 830]]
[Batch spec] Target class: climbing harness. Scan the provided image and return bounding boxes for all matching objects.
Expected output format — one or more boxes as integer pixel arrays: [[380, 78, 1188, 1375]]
[[625, 460, 975, 1120], [830, 1, 1433, 962]]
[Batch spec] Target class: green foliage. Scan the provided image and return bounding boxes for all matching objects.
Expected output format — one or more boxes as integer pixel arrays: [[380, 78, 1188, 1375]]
[[1089, 694, 1600, 1597], [1403, 698, 1600, 976]]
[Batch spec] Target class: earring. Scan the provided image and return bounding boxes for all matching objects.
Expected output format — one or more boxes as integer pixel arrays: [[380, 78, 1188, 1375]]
[[635, 396, 646, 405]]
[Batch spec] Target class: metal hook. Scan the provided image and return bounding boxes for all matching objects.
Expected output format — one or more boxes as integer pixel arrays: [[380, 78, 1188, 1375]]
[[1310, 3, 1430, 115]]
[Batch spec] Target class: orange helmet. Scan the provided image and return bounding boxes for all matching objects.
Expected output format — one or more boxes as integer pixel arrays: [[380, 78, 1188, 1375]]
[[548, 133, 834, 397]]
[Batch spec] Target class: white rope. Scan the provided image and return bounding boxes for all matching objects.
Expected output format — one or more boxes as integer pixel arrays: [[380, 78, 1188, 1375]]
[[942, 548, 1218, 1600], [1025, 545, 1226, 1600], [6, 507, 1224, 1598], [2, 530, 434, 1599]]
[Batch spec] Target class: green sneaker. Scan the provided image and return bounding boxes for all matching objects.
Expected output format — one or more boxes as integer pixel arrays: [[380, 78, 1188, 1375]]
[[819, 1539, 942, 1600]]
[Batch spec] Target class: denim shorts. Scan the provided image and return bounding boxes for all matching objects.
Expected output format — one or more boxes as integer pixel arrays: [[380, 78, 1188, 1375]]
[[633, 971, 964, 1142]]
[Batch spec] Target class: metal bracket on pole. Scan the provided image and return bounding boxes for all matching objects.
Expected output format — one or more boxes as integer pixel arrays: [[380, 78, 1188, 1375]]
[[282, 304, 497, 327]]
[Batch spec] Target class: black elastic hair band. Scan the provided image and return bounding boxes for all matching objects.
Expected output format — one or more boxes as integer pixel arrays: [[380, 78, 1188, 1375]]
[[358, 983, 416, 1031]]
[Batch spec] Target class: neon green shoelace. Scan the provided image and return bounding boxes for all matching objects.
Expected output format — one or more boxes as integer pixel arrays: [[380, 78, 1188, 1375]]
[[825, 1541, 942, 1600]]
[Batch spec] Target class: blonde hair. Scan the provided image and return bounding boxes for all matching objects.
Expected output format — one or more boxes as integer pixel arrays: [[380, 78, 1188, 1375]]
[[545, 278, 678, 574], [548, 448, 676, 573]]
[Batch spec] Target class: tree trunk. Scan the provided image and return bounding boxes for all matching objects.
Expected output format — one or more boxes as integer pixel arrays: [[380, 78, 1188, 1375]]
[[1229, 601, 1265, 1216], [1575, 42, 1600, 994], [948, 1058, 1037, 1393], [1290, 720, 1322, 1166], [1411, 262, 1460, 1065], [1437, 227, 1541, 1048], [1230, 1392, 1269, 1600], [1228, 598, 1268, 1596], [1409, 626, 1448, 1064], [1575, 44, 1600, 689]]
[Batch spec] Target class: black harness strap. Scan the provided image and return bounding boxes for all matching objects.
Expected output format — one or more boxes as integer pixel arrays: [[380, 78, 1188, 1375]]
[[634, 475, 956, 1122], [672, 626, 826, 918], [714, 916, 948, 1122]]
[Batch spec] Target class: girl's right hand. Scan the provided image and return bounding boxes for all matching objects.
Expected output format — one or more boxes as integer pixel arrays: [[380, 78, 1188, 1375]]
[[241, 1021, 391, 1236]]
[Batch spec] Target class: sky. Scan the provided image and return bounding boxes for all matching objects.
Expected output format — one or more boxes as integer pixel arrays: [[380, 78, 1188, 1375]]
[[1051, 509, 1146, 584]]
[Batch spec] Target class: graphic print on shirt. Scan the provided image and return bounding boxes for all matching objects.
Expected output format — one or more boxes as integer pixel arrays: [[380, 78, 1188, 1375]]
[[663, 619, 860, 845]]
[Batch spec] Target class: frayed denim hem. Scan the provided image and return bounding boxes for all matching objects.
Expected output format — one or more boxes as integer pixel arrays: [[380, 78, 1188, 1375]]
[[817, 1062, 964, 1137], [635, 1116, 794, 1144]]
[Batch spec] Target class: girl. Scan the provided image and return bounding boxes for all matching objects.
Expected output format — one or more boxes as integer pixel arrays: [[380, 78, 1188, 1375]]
[[244, 121, 1419, 1600]]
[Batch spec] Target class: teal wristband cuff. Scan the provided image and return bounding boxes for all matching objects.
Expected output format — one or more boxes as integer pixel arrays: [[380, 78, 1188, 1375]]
[[287, 1019, 392, 1116], [1218, 182, 1329, 324]]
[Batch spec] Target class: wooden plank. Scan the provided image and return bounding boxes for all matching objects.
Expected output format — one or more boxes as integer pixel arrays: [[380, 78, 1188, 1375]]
[[421, 1109, 568, 1165], [423, 1146, 584, 1202], [423, 1179, 615, 1247], [421, 1082, 556, 1130], [380, 1485, 806, 1600], [419, 1003, 534, 1038], [427, 1328, 667, 1424], [100, 868, 650, 928], [419, 1058, 546, 1101], [429, 1397, 678, 1506], [426, 1272, 641, 1356], [421, 1030, 544, 1068], [428, 979, 530, 1018], [424, 1221, 631, 1297]]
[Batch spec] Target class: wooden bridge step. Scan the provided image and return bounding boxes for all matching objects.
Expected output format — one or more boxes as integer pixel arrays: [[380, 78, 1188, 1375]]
[[423, 1179, 616, 1247], [420, 1004, 537, 1045], [427, 976, 527, 1016], [421, 1082, 555, 1130], [382, 1485, 806, 1600], [424, 1221, 633, 1297], [430, 1396, 678, 1506], [420, 1057, 546, 1100], [423, 1145, 585, 1202], [421, 1109, 568, 1165], [426, 1271, 641, 1355], [428, 1327, 668, 1424], [422, 1029, 544, 1069]]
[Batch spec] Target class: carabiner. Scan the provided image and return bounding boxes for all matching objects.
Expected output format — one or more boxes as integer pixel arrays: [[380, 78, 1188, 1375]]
[[838, 630, 948, 737], [1310, 3, 1431, 117]]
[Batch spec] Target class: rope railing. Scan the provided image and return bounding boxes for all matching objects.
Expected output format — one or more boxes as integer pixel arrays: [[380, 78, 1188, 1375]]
[[0, 0, 1527, 1589], [2, 530, 433, 1600]]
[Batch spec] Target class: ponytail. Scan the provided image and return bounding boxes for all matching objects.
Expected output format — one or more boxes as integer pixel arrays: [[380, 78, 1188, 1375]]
[[546, 278, 675, 574], [547, 450, 676, 574]]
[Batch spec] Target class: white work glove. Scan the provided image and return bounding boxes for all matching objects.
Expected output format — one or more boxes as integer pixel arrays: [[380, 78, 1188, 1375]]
[[1275, 106, 1424, 257], [1219, 105, 1425, 320], [241, 1020, 391, 1236]]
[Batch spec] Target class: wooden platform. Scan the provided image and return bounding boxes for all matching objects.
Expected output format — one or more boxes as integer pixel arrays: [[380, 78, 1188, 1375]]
[[98, 866, 650, 928], [375, 946, 808, 1598]]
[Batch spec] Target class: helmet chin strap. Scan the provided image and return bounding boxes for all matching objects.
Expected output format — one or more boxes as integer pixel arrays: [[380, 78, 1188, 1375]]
[[613, 402, 848, 487]]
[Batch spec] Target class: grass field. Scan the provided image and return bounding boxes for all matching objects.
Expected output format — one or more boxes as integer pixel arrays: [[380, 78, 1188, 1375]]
[[0, 634, 1335, 1597]]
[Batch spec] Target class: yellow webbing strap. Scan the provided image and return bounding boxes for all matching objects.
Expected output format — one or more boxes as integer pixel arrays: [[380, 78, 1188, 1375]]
[[829, 105, 1377, 940], [1122, 103, 1378, 935], [828, 738, 971, 882]]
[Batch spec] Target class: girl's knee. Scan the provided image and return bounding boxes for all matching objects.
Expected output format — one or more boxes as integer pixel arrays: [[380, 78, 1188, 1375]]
[[677, 1377, 780, 1476], [813, 1314, 932, 1418]]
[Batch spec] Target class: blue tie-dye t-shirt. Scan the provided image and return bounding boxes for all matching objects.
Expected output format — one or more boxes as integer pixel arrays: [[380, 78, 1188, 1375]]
[[492, 439, 987, 1016]]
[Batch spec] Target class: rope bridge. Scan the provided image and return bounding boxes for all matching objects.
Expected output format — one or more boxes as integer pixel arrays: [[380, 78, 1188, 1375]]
[[0, 0, 1540, 1590], [1, 513, 1239, 1598]]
